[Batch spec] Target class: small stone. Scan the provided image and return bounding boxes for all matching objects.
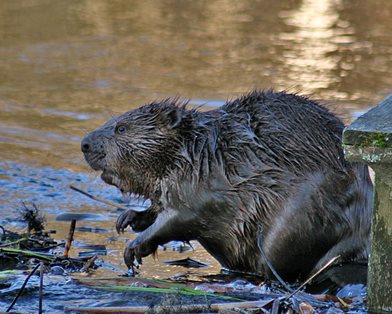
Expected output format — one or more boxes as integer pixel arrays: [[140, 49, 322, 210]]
[[299, 302, 315, 314], [50, 265, 66, 275]]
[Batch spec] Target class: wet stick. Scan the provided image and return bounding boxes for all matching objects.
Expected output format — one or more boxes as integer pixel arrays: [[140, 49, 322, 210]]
[[284, 255, 340, 300], [271, 298, 280, 314], [56, 212, 102, 257], [6, 263, 40, 312], [0, 247, 54, 261], [69, 185, 129, 210], [64, 219, 76, 257], [81, 255, 97, 273], [39, 261, 44, 314], [65, 300, 275, 313], [0, 237, 27, 247], [256, 227, 292, 292]]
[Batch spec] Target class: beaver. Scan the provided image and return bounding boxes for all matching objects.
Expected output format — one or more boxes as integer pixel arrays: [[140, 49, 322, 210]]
[[81, 90, 373, 281]]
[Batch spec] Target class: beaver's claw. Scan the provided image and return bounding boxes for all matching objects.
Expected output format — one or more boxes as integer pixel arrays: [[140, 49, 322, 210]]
[[124, 237, 157, 270], [116, 209, 137, 234], [124, 240, 143, 269]]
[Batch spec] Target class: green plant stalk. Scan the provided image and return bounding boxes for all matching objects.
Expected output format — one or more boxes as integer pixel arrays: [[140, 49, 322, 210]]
[[0, 237, 28, 248], [146, 278, 244, 300], [0, 247, 54, 261], [0, 270, 23, 279], [94, 285, 243, 301]]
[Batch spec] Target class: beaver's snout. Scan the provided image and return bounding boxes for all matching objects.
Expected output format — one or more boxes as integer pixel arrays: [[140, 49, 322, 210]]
[[81, 134, 96, 154], [81, 137, 91, 153], [81, 133, 105, 154], [81, 132, 107, 170]]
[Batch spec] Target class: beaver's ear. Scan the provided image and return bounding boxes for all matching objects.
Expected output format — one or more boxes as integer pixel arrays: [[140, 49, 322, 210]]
[[163, 108, 183, 129]]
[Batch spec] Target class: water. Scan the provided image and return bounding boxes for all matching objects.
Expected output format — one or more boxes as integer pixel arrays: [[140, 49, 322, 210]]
[[1, 0, 392, 312]]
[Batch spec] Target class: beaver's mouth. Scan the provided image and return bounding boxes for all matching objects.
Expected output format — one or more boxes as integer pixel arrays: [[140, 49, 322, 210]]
[[100, 170, 117, 186], [83, 152, 107, 172], [100, 169, 128, 193], [100, 169, 145, 200]]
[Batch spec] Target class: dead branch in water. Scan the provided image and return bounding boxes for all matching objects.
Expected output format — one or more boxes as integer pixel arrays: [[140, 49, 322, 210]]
[[285, 255, 341, 300], [63, 219, 76, 257], [39, 261, 44, 314], [256, 227, 293, 292], [65, 299, 276, 313], [69, 185, 129, 211], [81, 255, 98, 273], [6, 263, 41, 312], [0, 237, 27, 248]]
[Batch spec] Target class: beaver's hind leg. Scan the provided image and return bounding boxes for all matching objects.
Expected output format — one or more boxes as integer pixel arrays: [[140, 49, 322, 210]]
[[260, 171, 368, 281]]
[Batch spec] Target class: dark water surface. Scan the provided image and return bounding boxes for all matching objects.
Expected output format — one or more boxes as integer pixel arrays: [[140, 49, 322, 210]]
[[1, 0, 391, 312]]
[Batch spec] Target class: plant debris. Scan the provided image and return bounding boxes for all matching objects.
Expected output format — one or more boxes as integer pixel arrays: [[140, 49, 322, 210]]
[[0, 203, 99, 274], [17, 202, 46, 235]]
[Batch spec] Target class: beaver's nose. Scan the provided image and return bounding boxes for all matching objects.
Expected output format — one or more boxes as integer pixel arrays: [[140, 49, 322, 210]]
[[81, 137, 91, 153]]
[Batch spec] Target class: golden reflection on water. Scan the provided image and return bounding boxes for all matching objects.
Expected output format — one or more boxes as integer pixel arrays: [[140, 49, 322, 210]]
[[1, 0, 392, 281], [279, 0, 343, 91]]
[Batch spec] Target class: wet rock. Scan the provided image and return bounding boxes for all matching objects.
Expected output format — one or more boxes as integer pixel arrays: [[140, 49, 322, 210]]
[[50, 265, 66, 275]]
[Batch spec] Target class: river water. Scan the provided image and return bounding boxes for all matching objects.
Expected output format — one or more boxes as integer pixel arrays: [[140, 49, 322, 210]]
[[1, 0, 392, 312]]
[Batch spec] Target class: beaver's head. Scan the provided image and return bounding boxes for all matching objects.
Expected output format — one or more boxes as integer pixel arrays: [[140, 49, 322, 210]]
[[81, 100, 189, 199]]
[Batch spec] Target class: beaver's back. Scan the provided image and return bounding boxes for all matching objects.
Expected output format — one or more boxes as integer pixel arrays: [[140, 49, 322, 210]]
[[218, 90, 347, 175]]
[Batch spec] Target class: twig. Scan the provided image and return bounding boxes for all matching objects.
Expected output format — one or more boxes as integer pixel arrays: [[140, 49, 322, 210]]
[[0, 237, 27, 248], [39, 261, 44, 314], [221, 267, 264, 278], [285, 255, 341, 300], [81, 255, 98, 273], [271, 298, 280, 314], [0, 247, 54, 261], [256, 227, 293, 292], [63, 220, 76, 257], [39, 243, 62, 250], [6, 263, 40, 312], [65, 300, 274, 313], [69, 185, 129, 211]]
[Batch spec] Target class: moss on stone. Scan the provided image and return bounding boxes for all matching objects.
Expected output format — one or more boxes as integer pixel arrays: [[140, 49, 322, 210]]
[[354, 132, 390, 148]]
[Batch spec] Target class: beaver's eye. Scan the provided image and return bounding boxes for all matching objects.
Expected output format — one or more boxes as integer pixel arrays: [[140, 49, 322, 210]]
[[115, 125, 126, 134]]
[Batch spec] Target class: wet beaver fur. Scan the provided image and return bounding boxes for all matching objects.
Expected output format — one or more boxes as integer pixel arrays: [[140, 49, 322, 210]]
[[81, 90, 373, 281]]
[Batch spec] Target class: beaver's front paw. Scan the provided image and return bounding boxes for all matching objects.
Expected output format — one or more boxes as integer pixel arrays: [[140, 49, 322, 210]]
[[124, 239, 142, 269], [124, 238, 157, 269], [116, 209, 137, 233], [116, 208, 158, 233]]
